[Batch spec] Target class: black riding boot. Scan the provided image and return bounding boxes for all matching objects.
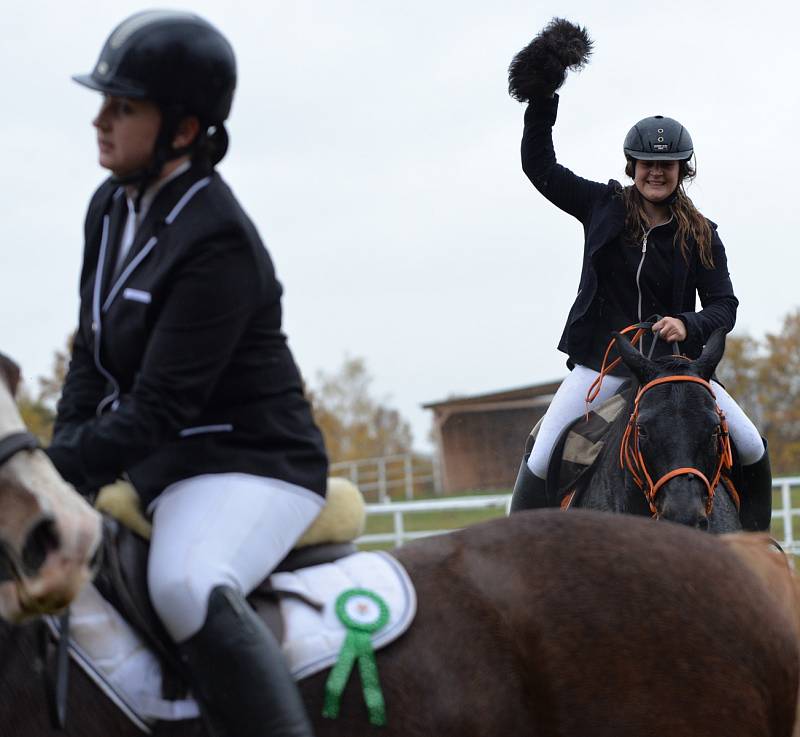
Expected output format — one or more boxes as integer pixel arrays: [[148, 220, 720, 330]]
[[739, 439, 773, 532], [509, 456, 549, 513], [178, 585, 314, 737]]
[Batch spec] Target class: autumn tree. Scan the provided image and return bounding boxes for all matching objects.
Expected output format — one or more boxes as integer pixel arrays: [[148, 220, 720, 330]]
[[716, 309, 800, 474], [16, 336, 71, 444], [20, 339, 414, 465], [17, 387, 56, 443], [307, 357, 413, 463]]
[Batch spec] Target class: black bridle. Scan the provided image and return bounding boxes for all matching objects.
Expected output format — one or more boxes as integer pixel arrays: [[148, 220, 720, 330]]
[[0, 431, 40, 465]]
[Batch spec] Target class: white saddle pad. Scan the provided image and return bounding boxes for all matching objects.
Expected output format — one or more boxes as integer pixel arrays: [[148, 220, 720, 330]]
[[271, 550, 416, 680], [46, 550, 416, 734]]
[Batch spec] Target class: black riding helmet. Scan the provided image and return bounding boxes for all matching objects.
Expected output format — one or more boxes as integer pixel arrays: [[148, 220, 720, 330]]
[[73, 10, 236, 198], [623, 116, 693, 161]]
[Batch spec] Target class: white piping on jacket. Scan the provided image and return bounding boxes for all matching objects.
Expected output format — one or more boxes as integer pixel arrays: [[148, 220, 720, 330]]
[[178, 424, 234, 438], [92, 213, 122, 415], [91, 176, 212, 416]]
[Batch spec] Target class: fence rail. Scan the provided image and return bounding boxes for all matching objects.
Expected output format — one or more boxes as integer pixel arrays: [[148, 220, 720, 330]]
[[358, 476, 800, 551], [330, 453, 440, 503]]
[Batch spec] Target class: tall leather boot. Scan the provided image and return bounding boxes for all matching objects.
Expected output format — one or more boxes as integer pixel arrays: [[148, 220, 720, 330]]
[[739, 439, 773, 532], [509, 455, 549, 513], [178, 585, 314, 737]]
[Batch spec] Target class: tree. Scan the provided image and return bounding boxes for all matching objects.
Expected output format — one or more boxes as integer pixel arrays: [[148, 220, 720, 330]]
[[716, 309, 800, 475], [17, 387, 56, 443], [16, 335, 71, 444], [307, 357, 413, 463]]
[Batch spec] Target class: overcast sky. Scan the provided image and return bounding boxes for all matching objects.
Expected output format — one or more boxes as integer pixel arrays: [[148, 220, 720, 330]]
[[2, 0, 798, 452]]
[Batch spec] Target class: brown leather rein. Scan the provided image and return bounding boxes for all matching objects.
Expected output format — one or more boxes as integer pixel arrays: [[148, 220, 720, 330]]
[[586, 323, 739, 518]]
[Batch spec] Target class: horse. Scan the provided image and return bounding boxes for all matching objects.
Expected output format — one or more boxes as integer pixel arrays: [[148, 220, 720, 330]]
[[3, 353, 799, 737], [0, 353, 101, 622], [2, 510, 800, 737], [540, 328, 742, 532]]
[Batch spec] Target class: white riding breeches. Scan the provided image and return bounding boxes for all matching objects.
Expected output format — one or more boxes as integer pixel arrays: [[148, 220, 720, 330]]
[[147, 473, 324, 643], [526, 365, 764, 479]]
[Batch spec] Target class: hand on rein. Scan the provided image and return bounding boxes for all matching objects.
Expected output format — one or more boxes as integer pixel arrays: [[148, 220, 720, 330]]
[[651, 316, 687, 343]]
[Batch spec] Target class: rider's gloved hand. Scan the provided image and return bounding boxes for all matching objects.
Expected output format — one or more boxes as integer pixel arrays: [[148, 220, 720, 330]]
[[652, 316, 687, 343]]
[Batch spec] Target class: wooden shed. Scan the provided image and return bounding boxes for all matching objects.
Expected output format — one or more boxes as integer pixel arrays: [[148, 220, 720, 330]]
[[423, 380, 562, 494]]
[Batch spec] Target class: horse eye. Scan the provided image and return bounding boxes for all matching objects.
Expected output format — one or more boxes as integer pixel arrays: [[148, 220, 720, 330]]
[[637, 425, 647, 438]]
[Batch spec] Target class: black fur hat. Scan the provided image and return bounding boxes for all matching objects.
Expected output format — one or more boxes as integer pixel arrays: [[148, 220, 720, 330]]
[[508, 18, 593, 102]]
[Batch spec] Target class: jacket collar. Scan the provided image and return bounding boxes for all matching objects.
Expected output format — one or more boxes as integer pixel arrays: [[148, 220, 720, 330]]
[[97, 165, 214, 314]]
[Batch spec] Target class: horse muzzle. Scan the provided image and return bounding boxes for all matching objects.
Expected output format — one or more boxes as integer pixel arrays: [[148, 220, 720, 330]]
[[0, 508, 102, 622], [655, 475, 711, 531]]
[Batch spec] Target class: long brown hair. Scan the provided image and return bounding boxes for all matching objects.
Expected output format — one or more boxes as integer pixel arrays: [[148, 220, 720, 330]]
[[621, 159, 714, 268]]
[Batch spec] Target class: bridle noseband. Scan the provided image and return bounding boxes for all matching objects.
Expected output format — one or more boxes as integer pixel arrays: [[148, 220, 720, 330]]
[[0, 431, 40, 466], [619, 375, 737, 517]]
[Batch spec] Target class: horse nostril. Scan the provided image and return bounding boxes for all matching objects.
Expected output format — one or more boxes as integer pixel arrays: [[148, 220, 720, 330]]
[[697, 517, 709, 532], [21, 517, 61, 573]]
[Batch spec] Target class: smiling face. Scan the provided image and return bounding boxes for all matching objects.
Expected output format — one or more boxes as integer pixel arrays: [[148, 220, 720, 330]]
[[632, 159, 680, 203], [93, 96, 162, 177]]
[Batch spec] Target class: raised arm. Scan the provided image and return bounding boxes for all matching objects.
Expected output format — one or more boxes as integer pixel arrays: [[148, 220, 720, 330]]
[[521, 93, 609, 224]]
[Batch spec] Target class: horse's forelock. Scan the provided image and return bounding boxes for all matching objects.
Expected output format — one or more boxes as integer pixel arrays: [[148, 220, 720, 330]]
[[653, 356, 698, 375]]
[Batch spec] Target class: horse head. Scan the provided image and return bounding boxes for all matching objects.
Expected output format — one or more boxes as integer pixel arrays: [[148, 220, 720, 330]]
[[613, 328, 731, 530], [0, 352, 102, 622]]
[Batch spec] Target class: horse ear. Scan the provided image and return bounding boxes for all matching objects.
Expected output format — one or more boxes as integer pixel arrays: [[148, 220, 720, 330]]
[[692, 328, 727, 381], [0, 353, 21, 396], [613, 331, 655, 384]]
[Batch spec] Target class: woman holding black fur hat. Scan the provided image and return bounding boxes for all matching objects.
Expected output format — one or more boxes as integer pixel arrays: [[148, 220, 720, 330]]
[[507, 19, 771, 530], [45, 10, 326, 737]]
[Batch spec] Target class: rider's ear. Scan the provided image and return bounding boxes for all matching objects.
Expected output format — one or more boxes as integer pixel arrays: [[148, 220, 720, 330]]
[[0, 353, 21, 397], [613, 331, 655, 384], [693, 328, 727, 382]]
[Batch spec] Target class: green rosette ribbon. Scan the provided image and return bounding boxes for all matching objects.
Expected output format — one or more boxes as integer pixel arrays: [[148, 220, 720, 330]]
[[323, 588, 390, 726]]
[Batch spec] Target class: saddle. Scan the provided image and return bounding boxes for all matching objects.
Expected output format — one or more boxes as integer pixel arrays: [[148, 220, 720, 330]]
[[91, 478, 364, 700]]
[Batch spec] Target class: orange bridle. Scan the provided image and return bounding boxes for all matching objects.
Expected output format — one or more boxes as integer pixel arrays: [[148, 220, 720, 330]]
[[619, 375, 736, 517]]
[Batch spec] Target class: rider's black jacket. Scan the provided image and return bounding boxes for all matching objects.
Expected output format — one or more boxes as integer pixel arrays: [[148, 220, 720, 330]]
[[521, 94, 738, 369], [46, 165, 328, 507]]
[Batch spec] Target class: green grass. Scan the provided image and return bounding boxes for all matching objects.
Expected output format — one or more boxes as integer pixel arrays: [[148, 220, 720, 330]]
[[359, 489, 508, 551]]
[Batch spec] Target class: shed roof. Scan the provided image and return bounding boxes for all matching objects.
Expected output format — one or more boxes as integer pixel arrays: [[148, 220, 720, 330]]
[[422, 379, 563, 411]]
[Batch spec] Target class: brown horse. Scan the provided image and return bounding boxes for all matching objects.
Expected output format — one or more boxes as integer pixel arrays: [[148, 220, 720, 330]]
[[2, 511, 800, 736], [1, 356, 799, 736]]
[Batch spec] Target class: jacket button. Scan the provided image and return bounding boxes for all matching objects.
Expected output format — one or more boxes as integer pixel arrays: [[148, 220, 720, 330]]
[[91, 321, 98, 333]]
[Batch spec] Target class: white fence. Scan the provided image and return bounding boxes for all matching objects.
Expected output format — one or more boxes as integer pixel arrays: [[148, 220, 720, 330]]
[[330, 453, 440, 502], [358, 476, 800, 552]]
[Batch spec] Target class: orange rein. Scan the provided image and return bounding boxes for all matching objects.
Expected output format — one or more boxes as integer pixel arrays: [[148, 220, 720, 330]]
[[585, 323, 649, 412], [618, 375, 738, 517]]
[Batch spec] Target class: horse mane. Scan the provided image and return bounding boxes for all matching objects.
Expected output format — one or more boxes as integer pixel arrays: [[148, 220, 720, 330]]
[[652, 355, 700, 375]]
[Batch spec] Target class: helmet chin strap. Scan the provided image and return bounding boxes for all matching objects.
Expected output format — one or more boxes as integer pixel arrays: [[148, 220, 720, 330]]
[[111, 110, 194, 212]]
